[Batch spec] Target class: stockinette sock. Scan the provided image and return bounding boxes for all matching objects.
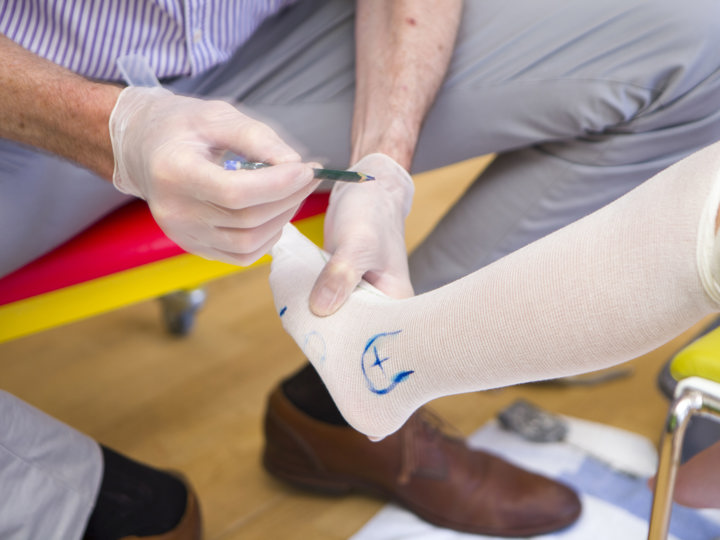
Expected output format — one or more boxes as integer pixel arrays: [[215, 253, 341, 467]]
[[270, 141, 720, 440]]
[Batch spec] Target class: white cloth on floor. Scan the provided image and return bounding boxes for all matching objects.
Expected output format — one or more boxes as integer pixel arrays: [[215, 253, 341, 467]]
[[350, 416, 720, 540]]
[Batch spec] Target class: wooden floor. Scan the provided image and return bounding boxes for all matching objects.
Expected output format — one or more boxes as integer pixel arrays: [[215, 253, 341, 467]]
[[0, 157, 708, 539]]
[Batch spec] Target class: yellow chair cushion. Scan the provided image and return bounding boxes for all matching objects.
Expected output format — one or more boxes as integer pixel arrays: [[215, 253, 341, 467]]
[[671, 326, 720, 384]]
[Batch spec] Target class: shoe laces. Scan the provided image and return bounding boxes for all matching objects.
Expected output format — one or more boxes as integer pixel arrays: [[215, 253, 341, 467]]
[[398, 407, 464, 485]]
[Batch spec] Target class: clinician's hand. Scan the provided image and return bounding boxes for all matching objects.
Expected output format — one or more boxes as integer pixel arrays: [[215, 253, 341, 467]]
[[309, 153, 415, 316], [109, 86, 320, 265]]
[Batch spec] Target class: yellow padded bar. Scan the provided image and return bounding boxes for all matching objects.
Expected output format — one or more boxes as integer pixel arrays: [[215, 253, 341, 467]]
[[0, 214, 323, 344]]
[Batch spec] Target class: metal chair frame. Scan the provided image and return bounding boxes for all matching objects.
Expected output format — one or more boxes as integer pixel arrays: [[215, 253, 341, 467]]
[[648, 375, 720, 539]]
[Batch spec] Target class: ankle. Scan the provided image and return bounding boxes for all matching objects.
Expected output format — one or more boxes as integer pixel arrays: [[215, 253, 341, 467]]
[[281, 364, 349, 426], [83, 445, 188, 540]]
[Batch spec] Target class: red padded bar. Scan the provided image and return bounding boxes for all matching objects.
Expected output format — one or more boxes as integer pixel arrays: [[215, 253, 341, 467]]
[[0, 192, 329, 305]]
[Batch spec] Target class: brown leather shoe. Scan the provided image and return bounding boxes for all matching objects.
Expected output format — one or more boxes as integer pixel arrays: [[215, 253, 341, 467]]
[[121, 474, 203, 540], [262, 386, 581, 537]]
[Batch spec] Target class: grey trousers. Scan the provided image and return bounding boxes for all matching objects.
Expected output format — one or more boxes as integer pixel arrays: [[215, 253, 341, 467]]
[[3, 0, 720, 536], [0, 392, 101, 539]]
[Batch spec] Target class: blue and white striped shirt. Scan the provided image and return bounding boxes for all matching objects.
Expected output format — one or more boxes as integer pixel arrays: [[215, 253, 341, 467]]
[[0, 0, 297, 82]]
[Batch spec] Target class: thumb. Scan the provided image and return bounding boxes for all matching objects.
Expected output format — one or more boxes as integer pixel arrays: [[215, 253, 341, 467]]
[[309, 256, 363, 316]]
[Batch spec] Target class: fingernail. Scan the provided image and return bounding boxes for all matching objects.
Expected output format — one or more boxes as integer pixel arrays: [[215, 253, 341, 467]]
[[310, 286, 341, 316]]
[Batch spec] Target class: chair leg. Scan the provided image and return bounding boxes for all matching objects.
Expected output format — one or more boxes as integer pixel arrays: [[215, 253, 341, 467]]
[[648, 386, 704, 539], [158, 288, 207, 336]]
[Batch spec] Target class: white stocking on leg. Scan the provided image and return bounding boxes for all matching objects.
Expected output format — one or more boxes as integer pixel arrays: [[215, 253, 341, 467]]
[[271, 142, 720, 440]]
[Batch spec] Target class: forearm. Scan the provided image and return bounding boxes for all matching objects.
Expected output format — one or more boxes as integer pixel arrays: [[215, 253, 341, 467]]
[[351, 0, 462, 169], [311, 1, 461, 313], [0, 34, 122, 180]]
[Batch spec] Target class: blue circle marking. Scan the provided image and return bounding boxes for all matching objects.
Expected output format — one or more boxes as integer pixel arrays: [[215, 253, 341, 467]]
[[361, 330, 413, 395]]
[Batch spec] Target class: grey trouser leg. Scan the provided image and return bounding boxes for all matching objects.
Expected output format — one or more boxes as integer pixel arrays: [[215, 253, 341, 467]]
[[408, 0, 720, 292], [0, 391, 102, 540], [0, 141, 131, 278], [179, 0, 720, 292]]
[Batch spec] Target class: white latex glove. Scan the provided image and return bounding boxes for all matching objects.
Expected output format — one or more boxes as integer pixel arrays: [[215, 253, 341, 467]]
[[309, 153, 415, 315], [109, 86, 320, 265]]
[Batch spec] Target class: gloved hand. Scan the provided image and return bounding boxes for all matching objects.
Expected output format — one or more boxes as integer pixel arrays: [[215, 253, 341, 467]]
[[309, 153, 415, 315], [109, 86, 320, 265]]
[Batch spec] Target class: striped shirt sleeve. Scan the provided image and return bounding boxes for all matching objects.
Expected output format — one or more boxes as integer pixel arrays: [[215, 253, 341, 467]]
[[0, 0, 298, 82]]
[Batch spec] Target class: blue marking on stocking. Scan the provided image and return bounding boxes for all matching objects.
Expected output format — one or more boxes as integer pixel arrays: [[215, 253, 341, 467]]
[[361, 331, 413, 395], [303, 331, 326, 364]]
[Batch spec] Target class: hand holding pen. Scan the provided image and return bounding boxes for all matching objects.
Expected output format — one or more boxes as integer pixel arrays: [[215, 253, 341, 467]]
[[109, 86, 320, 266]]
